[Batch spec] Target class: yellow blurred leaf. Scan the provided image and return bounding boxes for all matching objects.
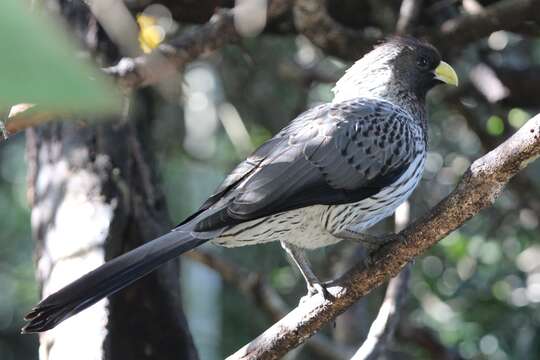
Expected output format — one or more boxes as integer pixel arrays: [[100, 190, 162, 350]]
[[137, 14, 165, 53]]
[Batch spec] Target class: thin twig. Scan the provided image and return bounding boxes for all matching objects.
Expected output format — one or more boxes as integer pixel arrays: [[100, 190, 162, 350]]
[[4, 104, 50, 139], [396, 0, 423, 35], [351, 266, 411, 360]]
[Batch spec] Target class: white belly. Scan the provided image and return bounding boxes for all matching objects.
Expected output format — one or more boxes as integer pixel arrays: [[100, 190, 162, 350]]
[[213, 205, 341, 249]]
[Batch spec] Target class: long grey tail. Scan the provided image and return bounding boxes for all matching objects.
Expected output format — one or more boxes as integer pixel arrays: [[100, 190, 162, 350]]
[[22, 228, 211, 333]]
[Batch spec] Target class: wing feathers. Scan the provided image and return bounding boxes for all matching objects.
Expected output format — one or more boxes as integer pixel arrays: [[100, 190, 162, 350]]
[[192, 98, 421, 232]]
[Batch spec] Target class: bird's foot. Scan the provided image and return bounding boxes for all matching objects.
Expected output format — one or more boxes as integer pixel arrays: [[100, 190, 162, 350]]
[[363, 246, 378, 268], [308, 281, 331, 298], [281, 241, 334, 303], [361, 235, 398, 267], [300, 281, 333, 305]]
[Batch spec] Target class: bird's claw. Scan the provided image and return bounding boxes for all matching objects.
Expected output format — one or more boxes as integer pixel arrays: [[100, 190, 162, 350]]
[[309, 282, 330, 297], [360, 234, 399, 268], [363, 252, 375, 268], [300, 282, 333, 305]]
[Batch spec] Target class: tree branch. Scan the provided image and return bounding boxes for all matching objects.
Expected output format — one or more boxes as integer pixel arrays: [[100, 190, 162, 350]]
[[351, 266, 411, 360], [292, 0, 381, 60], [1, 7, 239, 139], [396, 0, 423, 35], [227, 113, 540, 359], [103, 8, 238, 89], [105, 0, 293, 89], [291, 0, 540, 62], [2, 2, 287, 140], [2, 104, 40, 138], [431, 0, 540, 51]]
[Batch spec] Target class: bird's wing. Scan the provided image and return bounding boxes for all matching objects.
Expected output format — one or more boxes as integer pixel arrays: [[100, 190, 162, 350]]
[[189, 98, 420, 232], [176, 104, 329, 226]]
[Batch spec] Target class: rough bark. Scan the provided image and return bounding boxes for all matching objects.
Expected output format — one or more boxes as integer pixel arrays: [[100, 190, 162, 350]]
[[26, 95, 198, 360], [26, 1, 197, 359]]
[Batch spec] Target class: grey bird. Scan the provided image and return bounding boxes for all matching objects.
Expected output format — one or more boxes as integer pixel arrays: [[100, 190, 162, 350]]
[[22, 37, 458, 333]]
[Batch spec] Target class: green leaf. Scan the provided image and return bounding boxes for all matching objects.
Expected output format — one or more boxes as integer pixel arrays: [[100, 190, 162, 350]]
[[486, 115, 504, 136], [0, 0, 121, 114]]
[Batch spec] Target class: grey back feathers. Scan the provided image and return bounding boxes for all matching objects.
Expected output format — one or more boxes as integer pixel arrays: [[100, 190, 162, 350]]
[[195, 97, 425, 249]]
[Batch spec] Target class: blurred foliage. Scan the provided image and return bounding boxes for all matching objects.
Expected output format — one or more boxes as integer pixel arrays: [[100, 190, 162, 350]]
[[0, 136, 37, 359], [1, 3, 540, 360], [137, 14, 165, 53], [487, 115, 504, 136], [0, 0, 120, 113]]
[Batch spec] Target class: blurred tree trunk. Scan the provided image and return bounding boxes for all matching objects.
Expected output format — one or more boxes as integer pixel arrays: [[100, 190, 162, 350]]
[[26, 1, 198, 359]]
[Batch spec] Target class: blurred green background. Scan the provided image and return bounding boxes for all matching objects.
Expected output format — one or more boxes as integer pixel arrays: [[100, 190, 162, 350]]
[[2, 0, 540, 359]]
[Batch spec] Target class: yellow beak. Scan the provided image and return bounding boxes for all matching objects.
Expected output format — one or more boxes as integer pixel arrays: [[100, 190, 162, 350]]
[[434, 61, 459, 86]]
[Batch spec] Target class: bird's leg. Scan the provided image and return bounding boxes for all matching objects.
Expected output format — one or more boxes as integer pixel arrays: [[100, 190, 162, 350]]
[[280, 241, 331, 300]]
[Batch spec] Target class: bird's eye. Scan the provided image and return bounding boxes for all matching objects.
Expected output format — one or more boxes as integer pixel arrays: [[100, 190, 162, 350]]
[[416, 56, 430, 69]]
